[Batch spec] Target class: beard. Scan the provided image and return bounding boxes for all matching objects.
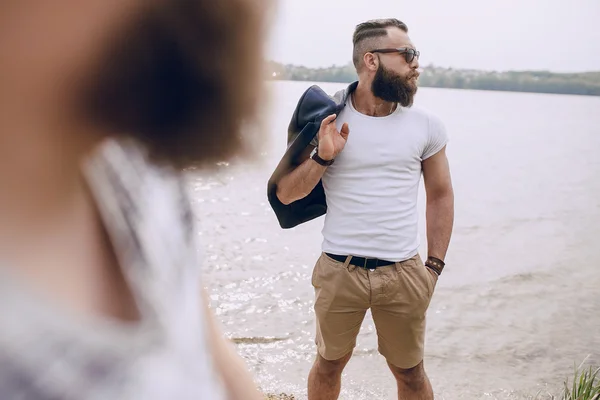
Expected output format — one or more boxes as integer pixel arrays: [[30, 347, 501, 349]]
[[371, 64, 418, 107]]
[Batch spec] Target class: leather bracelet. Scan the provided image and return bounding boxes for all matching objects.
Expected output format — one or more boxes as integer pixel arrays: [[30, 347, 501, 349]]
[[425, 256, 445, 276]]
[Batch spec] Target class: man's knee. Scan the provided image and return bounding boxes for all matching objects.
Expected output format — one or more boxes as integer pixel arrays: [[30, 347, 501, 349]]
[[388, 360, 426, 389], [314, 352, 352, 377]]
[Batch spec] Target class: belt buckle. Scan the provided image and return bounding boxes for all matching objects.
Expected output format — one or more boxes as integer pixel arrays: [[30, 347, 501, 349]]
[[365, 258, 375, 271]]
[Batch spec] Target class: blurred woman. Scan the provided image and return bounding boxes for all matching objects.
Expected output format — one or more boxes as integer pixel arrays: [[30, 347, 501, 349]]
[[0, 1, 269, 399]]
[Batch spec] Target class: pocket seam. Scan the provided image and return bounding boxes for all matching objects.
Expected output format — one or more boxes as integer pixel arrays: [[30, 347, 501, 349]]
[[311, 257, 321, 287], [413, 257, 434, 298], [425, 266, 438, 295], [322, 253, 346, 269]]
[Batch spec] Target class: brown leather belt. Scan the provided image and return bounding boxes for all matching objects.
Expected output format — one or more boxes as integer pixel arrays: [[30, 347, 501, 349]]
[[325, 253, 395, 269]]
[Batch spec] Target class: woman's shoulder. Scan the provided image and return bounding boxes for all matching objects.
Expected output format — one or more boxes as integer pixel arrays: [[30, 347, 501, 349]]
[[84, 138, 201, 278]]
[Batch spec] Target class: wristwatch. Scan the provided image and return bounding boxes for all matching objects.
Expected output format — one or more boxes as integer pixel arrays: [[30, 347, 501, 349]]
[[310, 147, 335, 166]]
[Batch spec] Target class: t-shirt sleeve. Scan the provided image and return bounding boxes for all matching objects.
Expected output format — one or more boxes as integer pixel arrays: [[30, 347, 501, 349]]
[[422, 113, 449, 160]]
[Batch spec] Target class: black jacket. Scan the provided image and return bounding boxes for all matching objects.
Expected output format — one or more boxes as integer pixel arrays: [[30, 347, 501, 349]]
[[267, 81, 358, 229]]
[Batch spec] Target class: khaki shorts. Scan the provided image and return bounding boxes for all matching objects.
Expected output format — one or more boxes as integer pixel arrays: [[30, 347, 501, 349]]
[[312, 252, 438, 369]]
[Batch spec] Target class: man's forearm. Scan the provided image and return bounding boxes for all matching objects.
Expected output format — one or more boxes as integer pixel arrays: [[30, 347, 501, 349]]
[[426, 192, 454, 261], [276, 158, 327, 205]]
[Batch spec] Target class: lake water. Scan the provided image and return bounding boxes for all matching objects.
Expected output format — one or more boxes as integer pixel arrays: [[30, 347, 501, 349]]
[[190, 81, 600, 399]]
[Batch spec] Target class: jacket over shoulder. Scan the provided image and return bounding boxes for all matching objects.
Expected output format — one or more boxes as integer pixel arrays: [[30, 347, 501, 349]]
[[267, 81, 358, 229]]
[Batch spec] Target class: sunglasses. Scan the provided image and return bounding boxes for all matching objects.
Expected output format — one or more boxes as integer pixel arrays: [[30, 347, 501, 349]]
[[370, 47, 420, 63]]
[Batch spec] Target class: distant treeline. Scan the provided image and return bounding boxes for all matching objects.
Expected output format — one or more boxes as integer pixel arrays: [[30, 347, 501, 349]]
[[266, 61, 600, 96]]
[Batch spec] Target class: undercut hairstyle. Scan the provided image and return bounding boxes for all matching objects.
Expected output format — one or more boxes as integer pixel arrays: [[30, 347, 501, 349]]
[[83, 0, 270, 168], [352, 18, 408, 70]]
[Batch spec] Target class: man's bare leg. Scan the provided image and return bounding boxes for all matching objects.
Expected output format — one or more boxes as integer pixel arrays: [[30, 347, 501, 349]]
[[307, 352, 352, 400], [388, 360, 433, 400]]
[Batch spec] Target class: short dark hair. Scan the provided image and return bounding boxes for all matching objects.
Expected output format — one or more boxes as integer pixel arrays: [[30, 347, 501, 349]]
[[82, 0, 269, 168], [352, 18, 408, 69]]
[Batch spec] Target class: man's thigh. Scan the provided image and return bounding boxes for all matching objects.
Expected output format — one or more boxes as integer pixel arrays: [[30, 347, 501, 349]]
[[312, 253, 370, 360], [370, 255, 438, 369]]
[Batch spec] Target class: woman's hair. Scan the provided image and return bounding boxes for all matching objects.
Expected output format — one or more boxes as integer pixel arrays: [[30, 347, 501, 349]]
[[83, 0, 270, 168]]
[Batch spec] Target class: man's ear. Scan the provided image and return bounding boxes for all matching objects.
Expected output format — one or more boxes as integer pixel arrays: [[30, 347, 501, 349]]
[[363, 52, 379, 72]]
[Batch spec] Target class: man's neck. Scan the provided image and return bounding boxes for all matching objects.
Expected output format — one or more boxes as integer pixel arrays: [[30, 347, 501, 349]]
[[351, 81, 397, 117]]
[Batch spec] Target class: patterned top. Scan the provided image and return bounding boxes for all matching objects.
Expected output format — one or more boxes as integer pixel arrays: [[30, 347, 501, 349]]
[[0, 139, 225, 400]]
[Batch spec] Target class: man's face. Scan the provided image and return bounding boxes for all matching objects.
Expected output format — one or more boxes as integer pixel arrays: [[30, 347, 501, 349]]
[[371, 62, 419, 107], [369, 28, 420, 106]]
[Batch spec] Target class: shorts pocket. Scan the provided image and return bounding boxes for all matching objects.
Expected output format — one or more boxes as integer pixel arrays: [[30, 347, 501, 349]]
[[393, 256, 432, 316], [322, 253, 345, 267], [311, 261, 319, 287], [425, 265, 438, 296], [313, 253, 343, 287], [312, 254, 327, 287], [414, 255, 437, 298]]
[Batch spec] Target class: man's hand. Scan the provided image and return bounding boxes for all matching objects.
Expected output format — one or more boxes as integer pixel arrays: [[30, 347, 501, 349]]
[[275, 114, 349, 205], [317, 114, 350, 161]]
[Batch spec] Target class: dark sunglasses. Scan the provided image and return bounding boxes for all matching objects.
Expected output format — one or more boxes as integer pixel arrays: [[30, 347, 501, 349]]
[[370, 47, 420, 63]]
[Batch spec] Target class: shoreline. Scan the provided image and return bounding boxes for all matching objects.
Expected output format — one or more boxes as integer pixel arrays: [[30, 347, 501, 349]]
[[266, 61, 600, 97], [268, 78, 600, 98]]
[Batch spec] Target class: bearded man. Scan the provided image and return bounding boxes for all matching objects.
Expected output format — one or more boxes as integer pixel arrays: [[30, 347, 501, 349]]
[[275, 18, 455, 400]]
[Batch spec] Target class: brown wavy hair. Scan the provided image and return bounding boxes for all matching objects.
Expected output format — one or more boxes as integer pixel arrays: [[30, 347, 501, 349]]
[[83, 0, 270, 168]]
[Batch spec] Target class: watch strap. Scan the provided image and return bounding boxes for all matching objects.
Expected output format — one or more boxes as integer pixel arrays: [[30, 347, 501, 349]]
[[310, 148, 334, 166]]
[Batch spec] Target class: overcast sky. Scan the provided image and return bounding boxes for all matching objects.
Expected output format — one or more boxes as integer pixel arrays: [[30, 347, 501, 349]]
[[267, 0, 600, 72]]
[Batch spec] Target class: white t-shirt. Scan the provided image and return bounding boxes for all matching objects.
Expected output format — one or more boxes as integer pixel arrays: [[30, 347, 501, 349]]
[[320, 97, 448, 261]]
